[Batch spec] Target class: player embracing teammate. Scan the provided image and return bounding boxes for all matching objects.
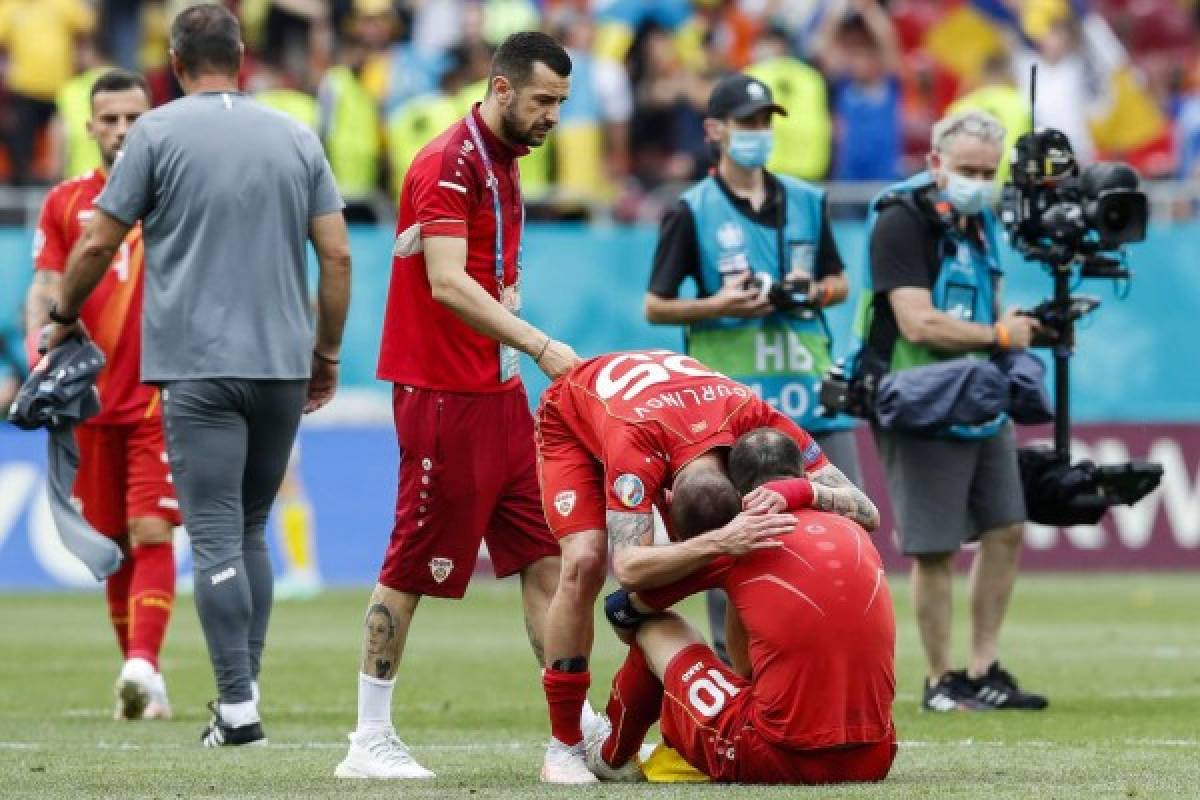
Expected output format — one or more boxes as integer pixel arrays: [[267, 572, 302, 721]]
[[534, 349, 885, 782]]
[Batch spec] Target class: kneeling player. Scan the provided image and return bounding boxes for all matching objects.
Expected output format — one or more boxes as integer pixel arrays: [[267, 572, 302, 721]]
[[587, 428, 897, 784]]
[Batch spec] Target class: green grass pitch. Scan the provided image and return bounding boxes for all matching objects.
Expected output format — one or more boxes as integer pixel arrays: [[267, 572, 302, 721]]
[[1, 574, 1197, 799]]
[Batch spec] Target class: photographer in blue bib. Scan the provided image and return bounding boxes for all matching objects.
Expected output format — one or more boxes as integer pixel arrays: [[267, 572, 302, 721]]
[[643, 73, 860, 663], [858, 109, 1047, 712]]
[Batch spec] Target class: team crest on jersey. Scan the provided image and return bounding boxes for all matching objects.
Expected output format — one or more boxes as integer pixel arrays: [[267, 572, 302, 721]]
[[613, 474, 645, 508], [460, 139, 474, 157], [554, 490, 576, 517], [690, 421, 708, 434], [429, 557, 454, 584]]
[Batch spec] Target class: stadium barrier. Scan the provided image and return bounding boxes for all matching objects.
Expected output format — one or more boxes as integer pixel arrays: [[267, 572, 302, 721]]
[[1, 222, 1197, 587]]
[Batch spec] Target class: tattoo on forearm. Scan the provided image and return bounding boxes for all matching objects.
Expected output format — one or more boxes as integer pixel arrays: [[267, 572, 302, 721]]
[[810, 466, 880, 530], [607, 511, 654, 551], [363, 603, 398, 680]]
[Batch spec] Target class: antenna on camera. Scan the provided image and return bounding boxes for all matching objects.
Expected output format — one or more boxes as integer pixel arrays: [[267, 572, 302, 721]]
[[1029, 64, 1037, 131]]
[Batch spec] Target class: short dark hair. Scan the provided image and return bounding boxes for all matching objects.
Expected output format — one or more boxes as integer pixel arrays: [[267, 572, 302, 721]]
[[488, 31, 571, 91], [729, 428, 804, 494], [170, 3, 242, 77], [670, 469, 741, 541], [89, 69, 150, 106]]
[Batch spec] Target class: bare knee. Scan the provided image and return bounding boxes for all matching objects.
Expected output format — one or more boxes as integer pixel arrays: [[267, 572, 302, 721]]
[[914, 552, 952, 575], [982, 522, 1024, 551], [521, 555, 561, 598], [128, 517, 174, 548], [561, 550, 606, 600]]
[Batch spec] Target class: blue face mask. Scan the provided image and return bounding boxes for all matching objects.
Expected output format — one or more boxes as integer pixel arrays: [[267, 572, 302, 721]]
[[942, 170, 994, 215], [727, 129, 773, 169]]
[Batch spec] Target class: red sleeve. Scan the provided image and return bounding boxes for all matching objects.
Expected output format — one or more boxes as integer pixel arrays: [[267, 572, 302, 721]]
[[765, 477, 815, 510], [603, 429, 670, 514], [638, 557, 734, 610], [764, 409, 829, 472], [412, 146, 475, 238], [33, 188, 69, 272]]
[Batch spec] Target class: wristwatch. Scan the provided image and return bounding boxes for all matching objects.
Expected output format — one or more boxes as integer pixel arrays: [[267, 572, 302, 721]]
[[47, 302, 79, 326]]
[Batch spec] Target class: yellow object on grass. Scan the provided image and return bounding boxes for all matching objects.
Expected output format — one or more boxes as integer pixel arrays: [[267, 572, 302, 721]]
[[641, 743, 711, 783]]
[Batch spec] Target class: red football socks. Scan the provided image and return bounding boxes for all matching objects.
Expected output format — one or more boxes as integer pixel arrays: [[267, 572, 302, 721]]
[[601, 644, 663, 767], [542, 667, 591, 746], [105, 558, 134, 656], [125, 542, 175, 669]]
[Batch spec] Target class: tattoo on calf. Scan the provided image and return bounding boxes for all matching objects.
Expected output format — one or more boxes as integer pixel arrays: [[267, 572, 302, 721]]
[[363, 603, 398, 679]]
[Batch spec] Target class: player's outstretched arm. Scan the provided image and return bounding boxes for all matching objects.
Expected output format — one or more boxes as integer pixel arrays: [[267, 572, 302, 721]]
[[608, 510, 794, 592], [807, 463, 881, 532]]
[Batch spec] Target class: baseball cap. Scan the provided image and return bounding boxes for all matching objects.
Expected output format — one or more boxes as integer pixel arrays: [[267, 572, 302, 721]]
[[706, 73, 787, 120]]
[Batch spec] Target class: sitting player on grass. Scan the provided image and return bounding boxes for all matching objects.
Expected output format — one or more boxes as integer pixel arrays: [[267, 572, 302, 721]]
[[586, 428, 898, 784]]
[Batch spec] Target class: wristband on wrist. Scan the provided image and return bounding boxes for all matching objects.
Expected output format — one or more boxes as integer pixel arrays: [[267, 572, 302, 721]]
[[534, 336, 551, 364], [313, 349, 340, 365], [763, 477, 815, 510], [47, 302, 78, 325], [993, 322, 1011, 351], [604, 589, 649, 631]]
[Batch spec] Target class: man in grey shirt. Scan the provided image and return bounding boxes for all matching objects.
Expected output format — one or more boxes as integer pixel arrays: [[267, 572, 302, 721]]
[[47, 4, 351, 747]]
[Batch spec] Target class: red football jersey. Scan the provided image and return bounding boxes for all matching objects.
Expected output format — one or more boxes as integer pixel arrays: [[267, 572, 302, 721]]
[[34, 169, 156, 425], [553, 350, 828, 514], [642, 511, 896, 750], [377, 104, 528, 393]]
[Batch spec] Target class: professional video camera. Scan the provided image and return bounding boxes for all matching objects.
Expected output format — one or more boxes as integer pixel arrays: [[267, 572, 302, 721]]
[[999, 127, 1148, 271], [996, 84, 1161, 526]]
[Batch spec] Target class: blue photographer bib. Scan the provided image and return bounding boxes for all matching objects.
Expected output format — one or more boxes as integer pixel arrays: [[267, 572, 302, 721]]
[[858, 171, 1007, 439], [681, 174, 854, 433]]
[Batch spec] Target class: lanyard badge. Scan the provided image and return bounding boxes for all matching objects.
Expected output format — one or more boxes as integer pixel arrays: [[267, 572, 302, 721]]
[[465, 112, 524, 383]]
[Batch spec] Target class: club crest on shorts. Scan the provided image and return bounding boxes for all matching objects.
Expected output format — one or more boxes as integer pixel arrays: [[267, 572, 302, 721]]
[[429, 557, 454, 584], [613, 474, 645, 508], [554, 490, 576, 517]]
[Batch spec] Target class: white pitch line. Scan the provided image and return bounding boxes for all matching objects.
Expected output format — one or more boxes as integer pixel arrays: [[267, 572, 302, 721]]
[[0, 741, 536, 752]]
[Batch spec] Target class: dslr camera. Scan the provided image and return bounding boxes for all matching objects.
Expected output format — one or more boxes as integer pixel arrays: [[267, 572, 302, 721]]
[[742, 272, 819, 317]]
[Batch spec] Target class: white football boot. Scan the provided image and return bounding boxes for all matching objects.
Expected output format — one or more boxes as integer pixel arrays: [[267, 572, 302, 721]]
[[335, 728, 436, 779], [541, 737, 598, 784], [113, 657, 156, 720], [142, 670, 173, 720], [583, 714, 645, 782]]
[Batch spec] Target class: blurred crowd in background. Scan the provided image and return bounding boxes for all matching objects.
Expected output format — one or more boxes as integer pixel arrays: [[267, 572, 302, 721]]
[[0, 0, 1198, 223]]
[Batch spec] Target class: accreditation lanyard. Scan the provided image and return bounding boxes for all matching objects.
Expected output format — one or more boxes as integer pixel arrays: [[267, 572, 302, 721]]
[[464, 111, 524, 294], [464, 111, 524, 382]]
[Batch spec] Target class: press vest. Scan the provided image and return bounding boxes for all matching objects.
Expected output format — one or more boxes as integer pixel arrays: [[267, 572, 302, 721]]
[[56, 67, 107, 179], [682, 174, 853, 433], [859, 171, 1006, 438], [746, 57, 831, 181], [256, 88, 319, 132], [321, 66, 381, 197], [386, 91, 461, 199]]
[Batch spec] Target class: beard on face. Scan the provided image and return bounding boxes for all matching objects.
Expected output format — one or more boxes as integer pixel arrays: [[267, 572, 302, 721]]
[[501, 103, 550, 147]]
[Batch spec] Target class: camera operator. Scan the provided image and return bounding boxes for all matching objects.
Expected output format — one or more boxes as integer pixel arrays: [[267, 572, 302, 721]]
[[861, 109, 1047, 712], [644, 72, 860, 663]]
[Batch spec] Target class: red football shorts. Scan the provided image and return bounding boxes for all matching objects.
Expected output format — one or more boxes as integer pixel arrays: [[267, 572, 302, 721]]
[[72, 416, 181, 538], [535, 380, 607, 539], [660, 643, 897, 784], [378, 384, 560, 598]]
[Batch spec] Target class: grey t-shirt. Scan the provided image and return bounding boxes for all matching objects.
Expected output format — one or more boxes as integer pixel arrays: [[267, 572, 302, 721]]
[[96, 91, 344, 381]]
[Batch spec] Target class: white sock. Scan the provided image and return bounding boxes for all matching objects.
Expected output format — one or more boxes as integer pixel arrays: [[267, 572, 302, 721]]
[[219, 700, 260, 727], [357, 673, 395, 735]]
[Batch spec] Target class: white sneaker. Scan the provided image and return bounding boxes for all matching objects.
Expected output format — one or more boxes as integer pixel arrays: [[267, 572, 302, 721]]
[[335, 729, 436, 779], [142, 671, 172, 720], [113, 658, 156, 720], [540, 738, 598, 784], [583, 715, 644, 782], [580, 699, 606, 742]]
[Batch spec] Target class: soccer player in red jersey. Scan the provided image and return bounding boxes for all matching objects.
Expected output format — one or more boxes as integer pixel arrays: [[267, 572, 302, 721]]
[[336, 33, 579, 780], [588, 427, 896, 784], [25, 69, 179, 721], [536, 349, 880, 781]]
